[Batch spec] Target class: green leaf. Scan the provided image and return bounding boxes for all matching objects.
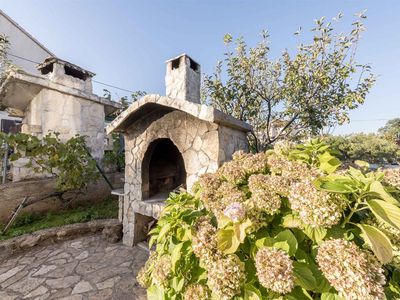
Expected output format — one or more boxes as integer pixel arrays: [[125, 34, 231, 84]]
[[255, 237, 274, 249], [244, 284, 262, 300], [293, 261, 318, 291], [314, 178, 356, 193], [171, 276, 184, 292], [217, 214, 232, 228], [217, 227, 240, 254], [171, 242, 183, 272], [367, 199, 400, 230], [157, 223, 171, 242], [282, 214, 302, 228], [285, 286, 313, 300], [357, 224, 393, 264], [321, 292, 344, 300], [318, 151, 341, 174], [147, 285, 163, 300], [369, 181, 399, 205], [303, 225, 327, 244], [275, 230, 298, 256], [273, 241, 290, 253]]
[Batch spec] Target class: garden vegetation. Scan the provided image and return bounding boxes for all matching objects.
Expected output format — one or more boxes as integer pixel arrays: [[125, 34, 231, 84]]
[[138, 140, 400, 300]]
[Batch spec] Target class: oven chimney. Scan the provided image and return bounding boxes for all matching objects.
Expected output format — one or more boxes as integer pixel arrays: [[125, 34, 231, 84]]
[[165, 54, 200, 103]]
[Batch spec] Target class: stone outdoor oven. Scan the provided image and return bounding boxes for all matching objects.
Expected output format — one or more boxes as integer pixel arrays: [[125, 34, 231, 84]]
[[107, 54, 252, 246]]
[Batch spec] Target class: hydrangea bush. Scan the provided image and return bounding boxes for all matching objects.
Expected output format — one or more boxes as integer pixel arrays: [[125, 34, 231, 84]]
[[138, 139, 400, 300]]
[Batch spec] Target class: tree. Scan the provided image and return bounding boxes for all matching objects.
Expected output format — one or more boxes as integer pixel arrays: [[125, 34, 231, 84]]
[[379, 118, 400, 145], [202, 12, 375, 151], [326, 133, 400, 165], [0, 132, 100, 233]]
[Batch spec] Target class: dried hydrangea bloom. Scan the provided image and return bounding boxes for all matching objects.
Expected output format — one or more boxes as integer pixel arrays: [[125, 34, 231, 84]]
[[212, 181, 247, 217], [232, 150, 248, 162], [208, 255, 245, 299], [223, 202, 246, 222], [152, 255, 172, 287], [217, 160, 247, 184], [255, 247, 294, 294], [233, 150, 269, 175], [267, 153, 320, 181], [136, 251, 157, 288], [317, 239, 386, 300], [197, 173, 223, 210], [242, 152, 269, 174], [248, 174, 283, 214], [183, 284, 211, 300], [384, 168, 400, 190], [288, 178, 345, 228], [192, 217, 220, 267]]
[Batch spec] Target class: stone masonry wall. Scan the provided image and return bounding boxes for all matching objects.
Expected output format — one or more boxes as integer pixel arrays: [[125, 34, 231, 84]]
[[218, 125, 249, 163], [122, 110, 220, 245], [22, 88, 105, 160]]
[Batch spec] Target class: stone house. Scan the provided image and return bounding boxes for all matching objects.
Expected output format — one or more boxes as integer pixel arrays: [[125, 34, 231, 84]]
[[0, 57, 121, 180], [107, 54, 252, 246]]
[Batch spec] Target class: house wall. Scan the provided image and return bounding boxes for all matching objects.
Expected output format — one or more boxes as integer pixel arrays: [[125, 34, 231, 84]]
[[0, 10, 53, 74], [22, 88, 105, 160]]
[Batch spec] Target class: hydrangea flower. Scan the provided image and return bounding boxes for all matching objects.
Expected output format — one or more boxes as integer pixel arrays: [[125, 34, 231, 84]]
[[384, 168, 400, 190], [217, 160, 247, 184], [317, 239, 386, 300], [152, 255, 172, 287], [183, 284, 211, 300], [192, 217, 219, 267], [223, 202, 246, 222], [255, 247, 294, 294], [208, 255, 245, 299], [288, 178, 345, 228], [248, 174, 283, 214], [136, 251, 157, 288]]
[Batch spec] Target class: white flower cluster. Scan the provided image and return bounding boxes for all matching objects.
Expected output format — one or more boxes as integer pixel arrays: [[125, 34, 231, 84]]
[[317, 239, 386, 300], [207, 254, 245, 299], [223, 202, 246, 223], [192, 217, 219, 267], [183, 284, 211, 300], [248, 174, 283, 214], [384, 168, 400, 190], [289, 178, 345, 228], [152, 255, 172, 287], [136, 251, 157, 288], [255, 247, 294, 294]]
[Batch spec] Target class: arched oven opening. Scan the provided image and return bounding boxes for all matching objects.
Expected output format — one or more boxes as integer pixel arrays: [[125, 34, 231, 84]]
[[142, 138, 186, 201]]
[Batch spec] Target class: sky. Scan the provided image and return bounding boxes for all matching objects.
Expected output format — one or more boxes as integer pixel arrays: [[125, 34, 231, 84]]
[[1, 0, 399, 135]]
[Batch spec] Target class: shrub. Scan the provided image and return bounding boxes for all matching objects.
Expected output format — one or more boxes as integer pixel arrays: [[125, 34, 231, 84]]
[[139, 139, 400, 299]]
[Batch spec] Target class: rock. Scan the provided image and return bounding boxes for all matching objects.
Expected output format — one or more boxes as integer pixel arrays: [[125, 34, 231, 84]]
[[46, 275, 80, 289], [102, 223, 122, 243], [71, 281, 93, 294], [22, 285, 48, 298], [0, 265, 25, 284], [32, 265, 57, 276], [75, 251, 89, 260], [20, 235, 41, 248]]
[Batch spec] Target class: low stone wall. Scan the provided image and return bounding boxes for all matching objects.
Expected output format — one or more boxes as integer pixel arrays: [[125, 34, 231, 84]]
[[0, 219, 122, 262], [0, 172, 123, 223]]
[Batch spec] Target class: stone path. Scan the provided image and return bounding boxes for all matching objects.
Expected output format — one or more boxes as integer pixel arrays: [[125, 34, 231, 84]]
[[0, 235, 148, 299]]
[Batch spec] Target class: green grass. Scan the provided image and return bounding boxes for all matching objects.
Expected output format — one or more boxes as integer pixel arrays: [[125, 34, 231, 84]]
[[0, 197, 118, 241]]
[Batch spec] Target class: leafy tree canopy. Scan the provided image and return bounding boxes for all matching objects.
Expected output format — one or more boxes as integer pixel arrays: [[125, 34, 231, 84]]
[[379, 118, 400, 145], [202, 12, 375, 151], [326, 133, 399, 165]]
